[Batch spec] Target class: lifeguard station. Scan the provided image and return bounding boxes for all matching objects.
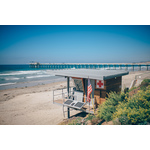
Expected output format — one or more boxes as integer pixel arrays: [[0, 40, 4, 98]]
[[53, 69, 129, 118]]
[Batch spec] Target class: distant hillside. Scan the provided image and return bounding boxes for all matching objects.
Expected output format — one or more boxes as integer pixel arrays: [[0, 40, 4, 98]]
[[132, 61, 150, 64], [139, 61, 150, 64]]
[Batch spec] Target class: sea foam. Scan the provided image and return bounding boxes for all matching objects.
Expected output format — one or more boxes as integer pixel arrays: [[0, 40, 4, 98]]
[[0, 70, 42, 76], [0, 82, 16, 86], [26, 75, 53, 79]]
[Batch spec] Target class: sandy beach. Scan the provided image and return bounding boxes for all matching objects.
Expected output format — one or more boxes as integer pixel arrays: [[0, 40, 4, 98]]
[[0, 71, 150, 125]]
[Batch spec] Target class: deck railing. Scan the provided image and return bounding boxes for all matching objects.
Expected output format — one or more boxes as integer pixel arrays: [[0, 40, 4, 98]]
[[53, 87, 73, 104], [53, 88, 95, 114]]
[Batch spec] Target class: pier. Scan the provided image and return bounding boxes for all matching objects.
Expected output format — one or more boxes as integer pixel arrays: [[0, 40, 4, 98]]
[[29, 62, 150, 71]]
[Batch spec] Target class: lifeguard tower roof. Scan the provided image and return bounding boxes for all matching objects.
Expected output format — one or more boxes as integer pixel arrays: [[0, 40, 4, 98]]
[[53, 69, 129, 80]]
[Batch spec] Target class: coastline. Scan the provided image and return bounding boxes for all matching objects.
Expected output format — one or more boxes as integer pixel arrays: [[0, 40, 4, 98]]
[[0, 80, 78, 125], [0, 80, 68, 102], [0, 71, 150, 125]]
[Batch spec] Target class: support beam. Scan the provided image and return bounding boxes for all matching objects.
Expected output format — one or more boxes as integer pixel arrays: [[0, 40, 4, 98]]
[[138, 65, 141, 71], [108, 64, 110, 70], [146, 65, 148, 71], [67, 77, 70, 96], [132, 65, 134, 71], [113, 64, 116, 70], [67, 107, 70, 118], [103, 65, 105, 70], [125, 64, 128, 71], [119, 64, 122, 70]]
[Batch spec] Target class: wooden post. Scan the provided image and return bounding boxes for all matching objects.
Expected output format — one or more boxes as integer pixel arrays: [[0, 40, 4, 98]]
[[146, 65, 148, 71], [139, 65, 141, 71], [125, 64, 128, 71], [119, 64, 122, 70], [108, 64, 110, 70], [113, 64, 116, 70], [67, 77, 70, 118], [132, 65, 134, 71]]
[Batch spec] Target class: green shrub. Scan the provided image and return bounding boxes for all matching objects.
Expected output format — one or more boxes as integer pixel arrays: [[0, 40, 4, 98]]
[[90, 117, 100, 125], [85, 114, 100, 125], [67, 117, 88, 125], [113, 86, 150, 125], [129, 87, 137, 92], [140, 79, 150, 91], [68, 118, 82, 125], [86, 114, 95, 121], [97, 92, 128, 122], [118, 115, 129, 125], [68, 85, 150, 125]]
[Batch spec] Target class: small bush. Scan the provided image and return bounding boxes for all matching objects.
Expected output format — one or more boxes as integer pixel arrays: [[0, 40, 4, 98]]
[[118, 115, 129, 125], [97, 85, 150, 125], [129, 87, 137, 92], [86, 114, 95, 121], [67, 117, 88, 125], [90, 117, 100, 125], [124, 87, 129, 93], [68, 118, 82, 125], [85, 114, 98, 125], [97, 92, 128, 122], [113, 86, 150, 125], [140, 79, 150, 91]]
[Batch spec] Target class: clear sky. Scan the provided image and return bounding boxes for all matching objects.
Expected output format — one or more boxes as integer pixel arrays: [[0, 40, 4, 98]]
[[0, 25, 150, 64]]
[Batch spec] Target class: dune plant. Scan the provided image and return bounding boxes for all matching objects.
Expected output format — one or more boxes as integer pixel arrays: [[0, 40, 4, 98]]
[[113, 86, 150, 125], [97, 92, 128, 122], [68, 117, 82, 125], [85, 114, 100, 125], [140, 79, 150, 91], [97, 85, 150, 124], [67, 82, 150, 125]]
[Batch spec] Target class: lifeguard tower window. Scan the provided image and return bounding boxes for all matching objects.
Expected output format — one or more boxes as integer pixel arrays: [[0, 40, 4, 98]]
[[73, 79, 83, 92]]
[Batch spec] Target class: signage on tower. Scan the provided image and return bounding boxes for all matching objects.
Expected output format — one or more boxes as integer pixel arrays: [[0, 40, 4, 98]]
[[96, 80, 104, 89]]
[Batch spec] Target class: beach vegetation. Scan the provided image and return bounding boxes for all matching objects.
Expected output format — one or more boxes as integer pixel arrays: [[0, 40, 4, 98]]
[[67, 114, 100, 125], [59, 117, 86, 125], [85, 114, 101, 125], [68, 117, 83, 125], [97, 85, 150, 125], [113, 86, 150, 125], [96, 92, 128, 122], [66, 80, 150, 125], [129, 86, 137, 92], [140, 79, 150, 91]]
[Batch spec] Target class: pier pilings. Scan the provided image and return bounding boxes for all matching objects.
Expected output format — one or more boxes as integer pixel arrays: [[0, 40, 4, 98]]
[[29, 63, 150, 71]]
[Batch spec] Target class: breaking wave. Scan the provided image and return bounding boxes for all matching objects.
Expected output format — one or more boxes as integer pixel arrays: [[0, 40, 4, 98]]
[[0, 71, 43, 76], [0, 82, 16, 86], [26, 75, 53, 79]]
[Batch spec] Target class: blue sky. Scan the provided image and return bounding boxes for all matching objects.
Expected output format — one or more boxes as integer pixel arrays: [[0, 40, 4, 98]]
[[0, 25, 150, 64]]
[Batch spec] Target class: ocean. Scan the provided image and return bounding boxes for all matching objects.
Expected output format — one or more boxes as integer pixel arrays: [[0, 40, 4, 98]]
[[0, 64, 148, 90], [0, 65, 66, 90]]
